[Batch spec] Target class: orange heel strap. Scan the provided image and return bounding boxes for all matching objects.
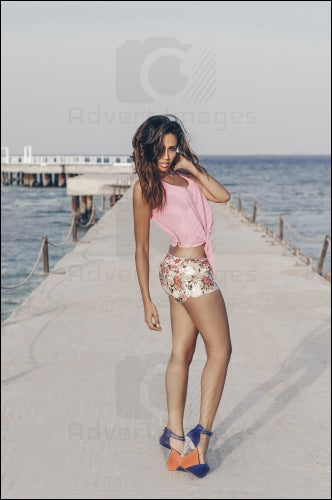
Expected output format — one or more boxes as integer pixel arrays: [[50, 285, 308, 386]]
[[180, 448, 199, 468], [166, 449, 182, 471]]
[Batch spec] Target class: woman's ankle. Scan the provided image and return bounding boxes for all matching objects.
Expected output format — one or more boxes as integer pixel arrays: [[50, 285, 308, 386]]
[[197, 434, 210, 463], [167, 423, 184, 438], [169, 436, 184, 454]]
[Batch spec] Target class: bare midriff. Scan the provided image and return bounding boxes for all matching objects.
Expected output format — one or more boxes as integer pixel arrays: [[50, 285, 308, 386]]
[[168, 243, 207, 260]]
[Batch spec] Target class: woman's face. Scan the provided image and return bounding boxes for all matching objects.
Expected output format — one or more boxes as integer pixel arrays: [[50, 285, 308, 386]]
[[157, 133, 178, 175]]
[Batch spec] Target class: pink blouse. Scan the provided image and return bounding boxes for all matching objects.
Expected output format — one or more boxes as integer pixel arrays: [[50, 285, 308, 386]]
[[151, 174, 215, 274]]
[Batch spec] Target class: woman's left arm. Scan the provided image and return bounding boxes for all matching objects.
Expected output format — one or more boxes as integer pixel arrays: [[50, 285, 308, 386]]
[[174, 156, 231, 203]]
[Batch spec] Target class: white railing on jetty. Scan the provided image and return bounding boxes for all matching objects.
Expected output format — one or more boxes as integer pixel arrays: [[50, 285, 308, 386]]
[[1, 146, 134, 167], [6, 154, 133, 165]]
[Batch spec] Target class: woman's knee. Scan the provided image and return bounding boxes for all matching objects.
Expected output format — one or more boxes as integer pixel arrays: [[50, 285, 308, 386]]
[[170, 348, 195, 366], [206, 339, 232, 364]]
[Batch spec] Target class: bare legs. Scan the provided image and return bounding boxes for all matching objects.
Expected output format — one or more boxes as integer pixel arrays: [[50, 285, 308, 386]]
[[165, 295, 198, 453], [182, 290, 232, 463], [165, 290, 231, 461]]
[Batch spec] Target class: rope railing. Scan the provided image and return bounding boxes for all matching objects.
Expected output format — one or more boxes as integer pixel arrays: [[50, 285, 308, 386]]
[[255, 202, 282, 225], [1, 209, 95, 289], [76, 202, 96, 228], [282, 216, 326, 243], [94, 203, 105, 216], [232, 194, 330, 280], [1, 238, 46, 289], [254, 202, 326, 244], [2, 192, 125, 293], [48, 216, 76, 247]]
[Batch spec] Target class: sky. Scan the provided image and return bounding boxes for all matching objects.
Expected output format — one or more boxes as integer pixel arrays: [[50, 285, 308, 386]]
[[1, 1, 331, 156]]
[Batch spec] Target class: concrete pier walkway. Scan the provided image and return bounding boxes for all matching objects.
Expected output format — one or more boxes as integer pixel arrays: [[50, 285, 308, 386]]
[[1, 185, 330, 499]]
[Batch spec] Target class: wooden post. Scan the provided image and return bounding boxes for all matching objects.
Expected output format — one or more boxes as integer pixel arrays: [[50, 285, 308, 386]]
[[43, 173, 51, 187], [58, 172, 66, 187], [279, 215, 284, 241], [29, 174, 36, 187], [252, 202, 257, 223], [101, 195, 105, 211], [42, 236, 49, 274], [317, 235, 330, 275], [72, 217, 77, 242], [110, 189, 116, 207], [91, 202, 96, 224], [238, 194, 242, 211], [87, 195, 93, 220], [80, 195, 87, 220], [71, 195, 80, 218]]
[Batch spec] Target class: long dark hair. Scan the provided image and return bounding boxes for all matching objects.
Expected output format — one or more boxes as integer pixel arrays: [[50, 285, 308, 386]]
[[132, 114, 207, 210]]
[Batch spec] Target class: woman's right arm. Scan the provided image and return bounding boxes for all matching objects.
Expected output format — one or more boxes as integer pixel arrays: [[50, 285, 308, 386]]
[[133, 180, 162, 332]]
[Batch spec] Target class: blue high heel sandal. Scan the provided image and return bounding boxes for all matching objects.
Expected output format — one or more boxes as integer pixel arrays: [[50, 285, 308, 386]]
[[181, 424, 213, 478], [159, 427, 185, 471], [159, 427, 185, 449]]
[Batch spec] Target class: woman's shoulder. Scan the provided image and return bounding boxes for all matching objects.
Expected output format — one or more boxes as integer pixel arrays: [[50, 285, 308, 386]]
[[133, 179, 145, 203], [175, 170, 196, 183], [177, 171, 200, 188], [133, 178, 143, 194], [133, 179, 153, 217]]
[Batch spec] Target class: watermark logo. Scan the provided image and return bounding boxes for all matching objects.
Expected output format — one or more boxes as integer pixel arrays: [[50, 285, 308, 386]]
[[115, 37, 216, 103], [68, 422, 158, 440]]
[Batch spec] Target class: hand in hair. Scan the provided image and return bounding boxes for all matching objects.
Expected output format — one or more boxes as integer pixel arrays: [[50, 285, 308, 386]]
[[173, 153, 196, 174]]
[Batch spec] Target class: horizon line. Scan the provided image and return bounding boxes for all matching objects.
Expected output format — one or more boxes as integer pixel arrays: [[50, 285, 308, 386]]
[[2, 152, 331, 158]]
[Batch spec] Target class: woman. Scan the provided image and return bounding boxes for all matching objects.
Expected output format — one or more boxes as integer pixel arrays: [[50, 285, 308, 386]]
[[132, 115, 232, 478]]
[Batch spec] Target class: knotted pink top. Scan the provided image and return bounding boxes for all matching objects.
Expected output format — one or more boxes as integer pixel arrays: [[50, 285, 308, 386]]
[[151, 174, 215, 274]]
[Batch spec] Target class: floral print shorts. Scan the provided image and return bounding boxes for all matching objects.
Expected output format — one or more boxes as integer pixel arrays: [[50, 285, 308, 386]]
[[159, 253, 219, 303]]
